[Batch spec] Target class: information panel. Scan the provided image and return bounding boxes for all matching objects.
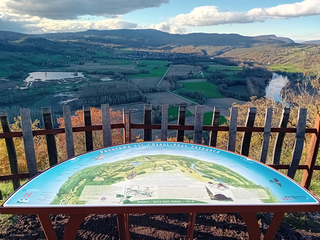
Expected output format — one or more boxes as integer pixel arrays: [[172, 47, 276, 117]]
[[4, 142, 318, 207]]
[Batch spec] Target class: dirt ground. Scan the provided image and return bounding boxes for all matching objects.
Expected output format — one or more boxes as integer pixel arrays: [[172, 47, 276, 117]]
[[1, 212, 320, 240]]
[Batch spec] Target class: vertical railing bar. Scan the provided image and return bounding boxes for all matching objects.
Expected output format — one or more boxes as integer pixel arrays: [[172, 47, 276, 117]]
[[144, 104, 152, 141], [228, 107, 238, 152], [288, 108, 307, 179], [161, 104, 168, 141], [42, 107, 58, 166], [301, 114, 320, 189], [20, 108, 38, 177], [177, 105, 186, 142], [273, 108, 290, 164], [129, 109, 132, 143], [0, 109, 20, 190], [63, 106, 75, 158], [101, 104, 112, 147], [83, 105, 93, 151], [260, 108, 273, 163], [241, 107, 257, 156], [209, 106, 220, 147], [122, 108, 126, 144], [193, 105, 204, 144]]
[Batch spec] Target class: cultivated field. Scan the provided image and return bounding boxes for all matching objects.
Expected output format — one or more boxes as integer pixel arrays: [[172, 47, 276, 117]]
[[129, 77, 160, 89], [66, 62, 136, 71], [166, 64, 201, 77], [144, 92, 192, 106]]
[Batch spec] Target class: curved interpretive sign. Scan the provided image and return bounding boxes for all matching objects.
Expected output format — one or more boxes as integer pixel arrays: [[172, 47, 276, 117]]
[[4, 142, 318, 207]]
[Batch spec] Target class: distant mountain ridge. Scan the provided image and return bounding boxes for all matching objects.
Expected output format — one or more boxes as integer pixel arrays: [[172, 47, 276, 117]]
[[0, 29, 295, 50], [300, 40, 320, 45], [39, 29, 295, 48]]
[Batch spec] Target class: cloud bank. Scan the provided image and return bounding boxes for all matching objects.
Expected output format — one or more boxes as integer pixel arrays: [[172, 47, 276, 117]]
[[174, 0, 320, 26], [3, 0, 169, 20]]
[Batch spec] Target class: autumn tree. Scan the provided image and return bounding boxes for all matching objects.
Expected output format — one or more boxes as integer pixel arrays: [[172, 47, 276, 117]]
[[0, 117, 49, 176]]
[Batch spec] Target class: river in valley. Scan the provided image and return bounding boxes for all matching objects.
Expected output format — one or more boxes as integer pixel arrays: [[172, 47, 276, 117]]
[[265, 73, 289, 102]]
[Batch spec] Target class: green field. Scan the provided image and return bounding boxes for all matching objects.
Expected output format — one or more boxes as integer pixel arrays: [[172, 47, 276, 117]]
[[180, 81, 223, 98], [126, 60, 169, 79], [269, 64, 302, 73], [201, 62, 242, 72]]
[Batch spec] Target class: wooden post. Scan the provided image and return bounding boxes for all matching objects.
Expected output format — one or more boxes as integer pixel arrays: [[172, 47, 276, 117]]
[[193, 105, 204, 144], [144, 104, 152, 141], [0, 109, 20, 189], [63, 106, 75, 158], [301, 114, 320, 188], [129, 109, 132, 143], [273, 108, 290, 164], [102, 104, 112, 147], [20, 108, 38, 177], [228, 107, 238, 152], [288, 108, 307, 179], [209, 107, 220, 147], [161, 104, 168, 141], [123, 108, 127, 143], [42, 107, 58, 166], [241, 107, 257, 156], [260, 108, 273, 163], [177, 105, 186, 142], [83, 105, 93, 151]]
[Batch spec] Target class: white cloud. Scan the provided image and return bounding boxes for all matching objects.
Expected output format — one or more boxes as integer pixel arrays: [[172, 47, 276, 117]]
[[36, 18, 138, 33], [174, 0, 320, 26], [150, 22, 186, 34], [3, 0, 169, 20]]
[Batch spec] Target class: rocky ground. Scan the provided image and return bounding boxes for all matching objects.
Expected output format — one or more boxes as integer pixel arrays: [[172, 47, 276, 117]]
[[1, 212, 320, 240]]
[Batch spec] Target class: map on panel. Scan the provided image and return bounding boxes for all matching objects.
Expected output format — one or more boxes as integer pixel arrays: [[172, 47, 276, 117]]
[[3, 142, 318, 207]]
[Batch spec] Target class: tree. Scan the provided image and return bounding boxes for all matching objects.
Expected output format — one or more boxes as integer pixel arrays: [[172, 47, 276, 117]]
[[0, 117, 49, 176]]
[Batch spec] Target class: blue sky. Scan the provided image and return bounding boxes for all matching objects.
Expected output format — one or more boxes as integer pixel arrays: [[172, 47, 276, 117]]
[[0, 0, 319, 41]]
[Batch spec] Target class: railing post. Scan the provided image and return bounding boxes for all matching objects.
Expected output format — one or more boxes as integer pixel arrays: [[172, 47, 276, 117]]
[[260, 108, 273, 163], [63, 106, 75, 158], [288, 109, 307, 178], [144, 104, 152, 141], [42, 107, 58, 166], [177, 105, 186, 142], [228, 107, 238, 152], [209, 107, 220, 147], [161, 104, 168, 141], [241, 107, 257, 156], [129, 109, 132, 143], [21, 108, 38, 177], [301, 114, 320, 188], [0, 109, 20, 190], [102, 104, 112, 147], [83, 105, 93, 151], [123, 108, 127, 143], [193, 105, 204, 144], [273, 108, 290, 164]]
